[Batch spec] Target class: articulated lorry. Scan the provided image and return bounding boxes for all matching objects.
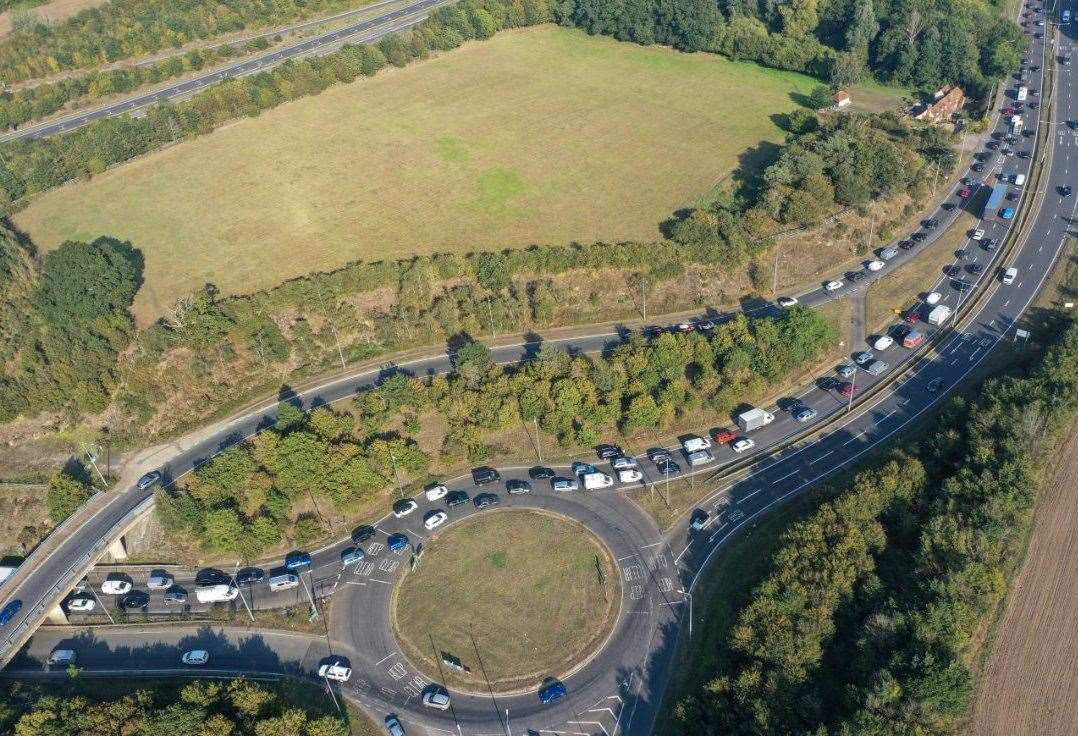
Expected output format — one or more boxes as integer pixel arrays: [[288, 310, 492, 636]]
[[982, 183, 1008, 219]]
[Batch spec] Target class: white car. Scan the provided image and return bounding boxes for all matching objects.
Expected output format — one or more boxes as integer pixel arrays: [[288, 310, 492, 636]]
[[866, 260, 885, 272], [824, 280, 844, 292], [731, 438, 756, 454], [422, 689, 451, 710], [423, 510, 448, 530], [147, 573, 173, 590], [1002, 267, 1018, 284], [181, 650, 210, 666], [67, 596, 95, 612], [925, 291, 943, 305], [611, 456, 637, 470], [100, 579, 132, 595], [971, 229, 985, 240], [48, 649, 77, 666], [424, 485, 449, 502], [872, 335, 894, 351], [319, 661, 352, 682], [617, 469, 643, 483], [777, 296, 798, 307], [879, 247, 899, 260], [392, 499, 418, 518]]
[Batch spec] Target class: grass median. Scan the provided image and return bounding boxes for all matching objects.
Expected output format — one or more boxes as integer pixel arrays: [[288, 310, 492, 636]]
[[392, 508, 620, 693]]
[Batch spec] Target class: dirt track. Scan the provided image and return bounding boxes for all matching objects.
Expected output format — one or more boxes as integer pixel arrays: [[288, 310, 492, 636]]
[[968, 424, 1078, 735]]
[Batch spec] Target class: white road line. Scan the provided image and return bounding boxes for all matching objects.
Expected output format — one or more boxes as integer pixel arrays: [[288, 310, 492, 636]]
[[772, 469, 799, 483], [808, 450, 833, 465]]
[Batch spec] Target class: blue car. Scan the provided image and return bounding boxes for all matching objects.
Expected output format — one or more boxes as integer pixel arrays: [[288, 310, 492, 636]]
[[1000, 207, 1015, 219], [539, 680, 567, 704], [0, 599, 23, 626], [387, 533, 410, 553], [284, 551, 312, 570], [341, 547, 365, 566]]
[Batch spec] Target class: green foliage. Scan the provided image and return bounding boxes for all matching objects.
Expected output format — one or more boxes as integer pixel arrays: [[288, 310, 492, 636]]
[[2, 677, 347, 736], [45, 465, 95, 524], [671, 319, 1078, 735], [807, 84, 834, 109]]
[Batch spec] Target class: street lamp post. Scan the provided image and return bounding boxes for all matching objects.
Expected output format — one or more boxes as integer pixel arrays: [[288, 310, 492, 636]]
[[678, 588, 694, 638]]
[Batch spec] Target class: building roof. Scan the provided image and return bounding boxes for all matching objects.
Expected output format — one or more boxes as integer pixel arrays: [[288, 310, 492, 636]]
[[832, 91, 850, 103]]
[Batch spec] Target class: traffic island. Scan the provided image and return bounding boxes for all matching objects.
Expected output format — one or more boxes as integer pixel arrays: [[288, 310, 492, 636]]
[[391, 508, 621, 694]]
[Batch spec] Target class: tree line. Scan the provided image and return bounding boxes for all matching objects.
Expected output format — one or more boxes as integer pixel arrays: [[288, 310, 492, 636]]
[[0, 0, 554, 211], [159, 308, 835, 557], [0, 36, 272, 131], [555, 0, 1026, 99], [1, 677, 349, 736], [0, 0, 378, 83], [670, 317, 1078, 735]]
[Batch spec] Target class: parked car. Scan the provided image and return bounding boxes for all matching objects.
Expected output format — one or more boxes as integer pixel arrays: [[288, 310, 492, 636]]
[[712, 429, 737, 444], [731, 438, 755, 454], [472, 467, 501, 485], [136, 470, 162, 490], [423, 511, 448, 530], [384, 715, 407, 736], [195, 568, 231, 586], [269, 573, 300, 592], [872, 335, 894, 351], [163, 590, 188, 605], [48, 649, 77, 666], [284, 551, 312, 570], [122, 591, 150, 609], [611, 456, 638, 470], [879, 247, 899, 260], [182, 650, 210, 666], [67, 596, 95, 612], [424, 485, 449, 502], [824, 280, 844, 292], [393, 499, 418, 518], [794, 406, 818, 423], [655, 459, 681, 475], [445, 491, 469, 507], [689, 509, 711, 531], [387, 533, 410, 553], [422, 688, 451, 710], [925, 292, 943, 305], [147, 572, 174, 590], [341, 547, 365, 566], [506, 479, 532, 495], [595, 444, 623, 460], [235, 568, 265, 586], [539, 680, 567, 705], [351, 525, 376, 544], [101, 579, 132, 595], [528, 466, 555, 479], [319, 660, 352, 682], [854, 351, 875, 366], [0, 599, 22, 626], [971, 229, 985, 240], [572, 461, 598, 476], [551, 477, 579, 492], [838, 382, 856, 398], [647, 448, 672, 463], [837, 364, 856, 379], [474, 493, 500, 510], [866, 259, 885, 272]]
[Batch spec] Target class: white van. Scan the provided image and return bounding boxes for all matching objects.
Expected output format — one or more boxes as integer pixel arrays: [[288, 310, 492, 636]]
[[194, 584, 239, 603], [681, 435, 711, 453], [1013, 173, 1026, 186], [687, 450, 714, 467]]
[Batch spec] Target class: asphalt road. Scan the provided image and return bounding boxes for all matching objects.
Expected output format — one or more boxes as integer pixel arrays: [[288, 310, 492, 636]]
[[3, 5, 1077, 736], [0, 0, 449, 143]]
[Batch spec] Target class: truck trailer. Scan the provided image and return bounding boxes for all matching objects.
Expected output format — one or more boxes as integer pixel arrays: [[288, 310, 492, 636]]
[[982, 183, 1008, 219], [737, 408, 775, 432], [928, 305, 953, 326]]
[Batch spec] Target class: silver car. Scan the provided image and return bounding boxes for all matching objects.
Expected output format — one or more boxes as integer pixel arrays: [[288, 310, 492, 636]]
[[147, 572, 174, 590]]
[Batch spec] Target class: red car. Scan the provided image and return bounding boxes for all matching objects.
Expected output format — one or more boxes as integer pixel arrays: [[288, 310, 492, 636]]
[[1002, 106, 1015, 115], [712, 430, 737, 444], [959, 187, 972, 198], [904, 310, 922, 324], [839, 382, 856, 398]]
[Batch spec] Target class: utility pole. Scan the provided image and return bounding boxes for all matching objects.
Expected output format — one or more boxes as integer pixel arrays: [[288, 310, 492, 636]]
[[387, 445, 404, 498], [230, 561, 255, 623], [847, 371, 857, 414], [678, 588, 694, 638], [82, 443, 107, 489], [300, 568, 320, 621]]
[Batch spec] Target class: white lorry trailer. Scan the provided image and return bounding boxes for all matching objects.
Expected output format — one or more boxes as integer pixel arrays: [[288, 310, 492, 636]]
[[737, 408, 775, 432]]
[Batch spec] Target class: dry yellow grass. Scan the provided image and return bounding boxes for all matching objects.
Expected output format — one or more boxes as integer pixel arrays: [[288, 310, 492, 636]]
[[16, 25, 822, 323]]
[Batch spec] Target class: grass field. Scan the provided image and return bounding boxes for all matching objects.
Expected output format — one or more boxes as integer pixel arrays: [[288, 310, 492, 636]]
[[393, 508, 619, 693], [15, 25, 825, 323], [0, 0, 105, 36]]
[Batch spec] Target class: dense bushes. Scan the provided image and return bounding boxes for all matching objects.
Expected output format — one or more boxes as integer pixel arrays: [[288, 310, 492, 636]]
[[556, 0, 1026, 97], [161, 307, 836, 556], [0, 227, 142, 422], [1, 677, 348, 736], [0, 0, 554, 210], [45, 464, 97, 524], [671, 318, 1078, 735]]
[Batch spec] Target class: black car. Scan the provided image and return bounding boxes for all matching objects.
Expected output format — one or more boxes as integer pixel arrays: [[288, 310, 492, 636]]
[[195, 568, 230, 586], [941, 202, 956, 212], [506, 479, 532, 495], [474, 493, 500, 510], [235, 567, 265, 586], [1062, 185, 1073, 197], [911, 231, 927, 241], [528, 466, 555, 480], [655, 459, 681, 475], [972, 163, 985, 172], [595, 444, 623, 460], [647, 447, 672, 463], [967, 263, 984, 274], [983, 239, 998, 252], [352, 525, 376, 544], [472, 467, 501, 486], [952, 280, 970, 292], [899, 239, 916, 250], [122, 591, 150, 610], [445, 490, 469, 507], [847, 271, 866, 282], [1007, 192, 1019, 201]]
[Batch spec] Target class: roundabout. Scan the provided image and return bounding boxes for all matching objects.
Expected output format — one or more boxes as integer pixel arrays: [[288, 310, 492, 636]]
[[392, 509, 621, 694]]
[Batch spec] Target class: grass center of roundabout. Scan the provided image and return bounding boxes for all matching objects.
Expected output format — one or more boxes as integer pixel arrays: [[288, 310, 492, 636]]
[[392, 508, 621, 694]]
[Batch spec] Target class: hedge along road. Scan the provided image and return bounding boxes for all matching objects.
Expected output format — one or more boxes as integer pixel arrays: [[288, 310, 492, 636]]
[[1, 13, 1072, 736]]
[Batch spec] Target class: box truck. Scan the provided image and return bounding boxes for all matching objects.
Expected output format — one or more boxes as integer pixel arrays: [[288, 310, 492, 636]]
[[737, 408, 775, 432], [928, 305, 952, 326], [582, 472, 614, 490]]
